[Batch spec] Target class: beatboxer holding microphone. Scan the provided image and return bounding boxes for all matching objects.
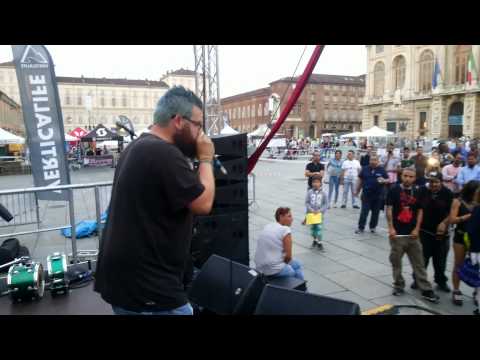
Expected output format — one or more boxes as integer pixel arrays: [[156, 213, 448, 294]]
[[95, 86, 215, 315]]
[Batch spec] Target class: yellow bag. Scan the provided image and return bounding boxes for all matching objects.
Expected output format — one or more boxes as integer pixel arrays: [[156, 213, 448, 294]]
[[306, 213, 322, 225]]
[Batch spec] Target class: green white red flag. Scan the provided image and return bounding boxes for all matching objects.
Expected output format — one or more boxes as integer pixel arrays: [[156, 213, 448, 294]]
[[467, 49, 477, 85]]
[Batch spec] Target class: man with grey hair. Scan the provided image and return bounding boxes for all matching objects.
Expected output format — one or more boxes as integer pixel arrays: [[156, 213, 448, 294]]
[[95, 86, 216, 315]]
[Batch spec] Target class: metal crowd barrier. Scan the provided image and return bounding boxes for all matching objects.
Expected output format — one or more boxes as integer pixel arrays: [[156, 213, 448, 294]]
[[0, 181, 113, 263]]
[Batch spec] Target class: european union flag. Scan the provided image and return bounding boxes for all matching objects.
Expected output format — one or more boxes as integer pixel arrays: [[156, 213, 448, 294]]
[[432, 59, 440, 89]]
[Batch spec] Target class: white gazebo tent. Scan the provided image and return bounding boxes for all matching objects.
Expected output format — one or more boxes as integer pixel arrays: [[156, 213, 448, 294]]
[[220, 124, 239, 135], [340, 131, 364, 139], [247, 124, 270, 138], [0, 128, 25, 145], [359, 126, 395, 137]]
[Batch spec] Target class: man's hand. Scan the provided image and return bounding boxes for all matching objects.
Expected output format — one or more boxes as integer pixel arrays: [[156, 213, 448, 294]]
[[196, 130, 215, 161], [410, 228, 419, 240], [388, 228, 397, 240], [436, 222, 447, 235]]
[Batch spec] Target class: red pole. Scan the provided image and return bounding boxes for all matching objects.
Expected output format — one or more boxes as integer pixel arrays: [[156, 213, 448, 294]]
[[247, 45, 325, 174]]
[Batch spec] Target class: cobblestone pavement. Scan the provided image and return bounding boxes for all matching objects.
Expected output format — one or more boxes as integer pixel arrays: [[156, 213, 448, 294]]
[[0, 160, 476, 315]]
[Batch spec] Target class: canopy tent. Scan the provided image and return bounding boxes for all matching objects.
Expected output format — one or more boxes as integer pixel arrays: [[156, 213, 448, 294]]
[[340, 131, 364, 139], [69, 127, 88, 139], [320, 133, 336, 137], [359, 126, 395, 137], [64, 133, 79, 142], [248, 124, 270, 138], [81, 124, 123, 142], [0, 128, 25, 145], [220, 124, 239, 135]]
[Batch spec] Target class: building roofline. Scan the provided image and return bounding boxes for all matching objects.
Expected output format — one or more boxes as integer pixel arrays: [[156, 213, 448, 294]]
[[221, 87, 271, 103]]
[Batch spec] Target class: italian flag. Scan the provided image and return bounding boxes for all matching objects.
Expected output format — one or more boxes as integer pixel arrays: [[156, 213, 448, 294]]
[[467, 50, 477, 85]]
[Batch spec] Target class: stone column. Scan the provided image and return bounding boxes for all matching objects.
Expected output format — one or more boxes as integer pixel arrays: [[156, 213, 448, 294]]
[[431, 96, 448, 138], [464, 94, 477, 138], [438, 45, 447, 90]]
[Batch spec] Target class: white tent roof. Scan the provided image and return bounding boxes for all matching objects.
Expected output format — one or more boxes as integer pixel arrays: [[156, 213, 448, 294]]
[[359, 126, 395, 137], [340, 131, 364, 139], [65, 133, 79, 141], [0, 128, 25, 145], [248, 124, 270, 137], [220, 124, 239, 135]]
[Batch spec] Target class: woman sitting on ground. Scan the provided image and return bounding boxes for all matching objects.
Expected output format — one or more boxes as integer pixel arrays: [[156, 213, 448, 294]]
[[254, 207, 304, 280]]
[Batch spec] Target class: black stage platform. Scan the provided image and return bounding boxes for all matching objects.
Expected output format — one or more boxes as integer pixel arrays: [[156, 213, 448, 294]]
[[0, 283, 113, 315]]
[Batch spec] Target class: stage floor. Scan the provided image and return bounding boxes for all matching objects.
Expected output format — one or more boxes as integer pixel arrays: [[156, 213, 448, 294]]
[[0, 282, 113, 315]]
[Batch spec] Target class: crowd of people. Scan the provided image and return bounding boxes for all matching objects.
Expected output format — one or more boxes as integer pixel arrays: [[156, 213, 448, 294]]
[[254, 141, 480, 315]]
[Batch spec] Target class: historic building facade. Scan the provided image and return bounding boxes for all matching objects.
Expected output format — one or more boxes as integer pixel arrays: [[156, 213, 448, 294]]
[[0, 90, 24, 136], [362, 45, 480, 139], [0, 62, 199, 133], [221, 74, 365, 138]]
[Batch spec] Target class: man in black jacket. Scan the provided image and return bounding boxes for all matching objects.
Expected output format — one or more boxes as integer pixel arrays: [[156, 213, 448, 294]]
[[412, 171, 453, 293]]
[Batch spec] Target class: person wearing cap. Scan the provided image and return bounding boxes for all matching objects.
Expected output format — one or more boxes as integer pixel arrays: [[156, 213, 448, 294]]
[[412, 171, 454, 293]]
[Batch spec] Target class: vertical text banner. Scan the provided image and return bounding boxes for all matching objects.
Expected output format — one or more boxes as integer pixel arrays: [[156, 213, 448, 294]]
[[12, 45, 71, 201]]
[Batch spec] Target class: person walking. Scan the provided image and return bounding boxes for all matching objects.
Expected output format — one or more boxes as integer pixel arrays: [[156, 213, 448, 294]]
[[411, 145, 428, 187], [455, 153, 480, 190], [442, 151, 463, 194], [354, 155, 388, 234], [340, 150, 361, 209]]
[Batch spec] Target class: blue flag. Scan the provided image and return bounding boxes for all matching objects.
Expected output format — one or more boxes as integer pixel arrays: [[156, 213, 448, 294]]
[[432, 58, 440, 89]]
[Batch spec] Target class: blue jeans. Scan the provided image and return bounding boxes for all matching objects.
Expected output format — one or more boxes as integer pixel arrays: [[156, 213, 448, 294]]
[[342, 179, 357, 206], [112, 303, 193, 315], [273, 259, 304, 280], [358, 195, 383, 230], [328, 175, 340, 205]]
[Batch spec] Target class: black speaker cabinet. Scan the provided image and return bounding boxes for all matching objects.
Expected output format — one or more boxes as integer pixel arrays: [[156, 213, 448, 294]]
[[213, 156, 247, 181], [188, 254, 265, 315], [213, 181, 248, 208], [254, 284, 361, 315], [212, 133, 247, 158], [191, 211, 249, 267]]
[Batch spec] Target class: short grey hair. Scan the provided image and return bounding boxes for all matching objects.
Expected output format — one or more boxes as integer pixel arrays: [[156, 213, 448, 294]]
[[153, 86, 203, 127]]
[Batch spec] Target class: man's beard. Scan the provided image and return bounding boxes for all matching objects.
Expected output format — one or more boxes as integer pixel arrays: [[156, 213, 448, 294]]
[[173, 125, 197, 159]]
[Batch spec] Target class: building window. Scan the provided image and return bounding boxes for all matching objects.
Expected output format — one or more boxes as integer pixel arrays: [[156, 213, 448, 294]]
[[386, 122, 397, 133], [144, 92, 148, 108], [454, 45, 471, 85], [122, 92, 127, 107], [376, 45, 384, 54], [100, 91, 105, 107], [65, 90, 71, 105], [257, 104, 262, 117], [310, 93, 316, 107], [77, 91, 83, 106], [419, 112, 427, 130], [78, 115, 83, 124], [374, 115, 379, 126], [392, 55, 406, 90], [132, 92, 137, 108], [373, 62, 385, 97], [112, 91, 116, 107], [419, 50, 434, 92]]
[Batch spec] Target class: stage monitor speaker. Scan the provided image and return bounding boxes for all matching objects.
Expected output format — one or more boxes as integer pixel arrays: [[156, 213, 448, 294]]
[[213, 181, 248, 208], [188, 254, 265, 315], [254, 284, 361, 315], [191, 211, 248, 267], [212, 133, 247, 158]]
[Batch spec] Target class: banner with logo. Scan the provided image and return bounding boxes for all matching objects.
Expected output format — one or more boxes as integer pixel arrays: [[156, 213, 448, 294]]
[[11, 45, 71, 201]]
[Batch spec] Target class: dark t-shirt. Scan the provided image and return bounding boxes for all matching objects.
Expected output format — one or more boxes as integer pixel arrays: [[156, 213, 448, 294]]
[[386, 184, 423, 235], [411, 154, 427, 178], [358, 165, 388, 198], [417, 186, 453, 233], [306, 162, 325, 188], [94, 133, 205, 311], [360, 154, 370, 167]]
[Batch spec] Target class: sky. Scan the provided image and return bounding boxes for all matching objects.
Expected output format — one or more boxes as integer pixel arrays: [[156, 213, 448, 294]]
[[0, 45, 367, 97]]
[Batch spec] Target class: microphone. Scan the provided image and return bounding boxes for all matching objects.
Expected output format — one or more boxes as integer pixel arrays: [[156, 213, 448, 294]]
[[0, 203, 13, 222], [214, 156, 228, 175]]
